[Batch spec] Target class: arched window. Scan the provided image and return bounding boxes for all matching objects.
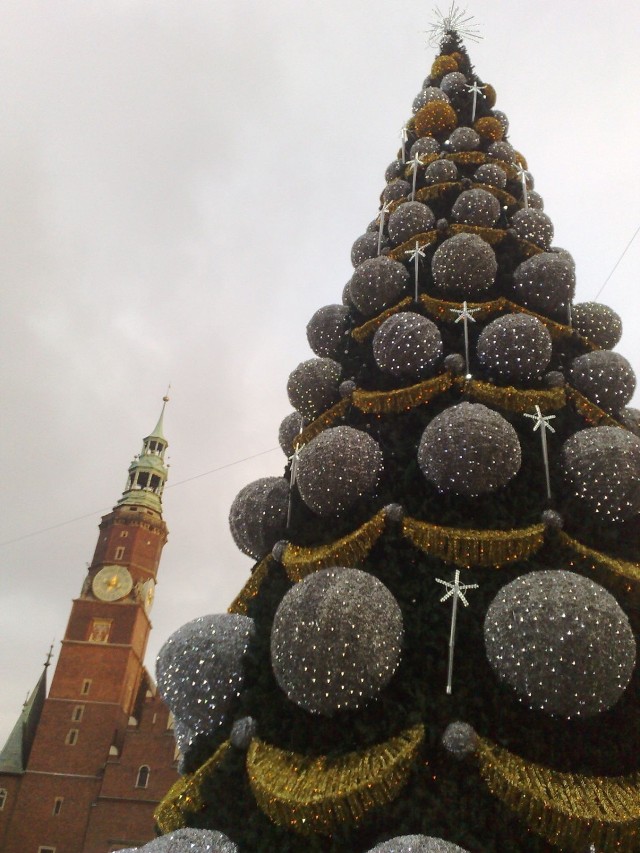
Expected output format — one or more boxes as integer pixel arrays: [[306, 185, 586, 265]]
[[135, 765, 150, 789], [0, 788, 7, 810]]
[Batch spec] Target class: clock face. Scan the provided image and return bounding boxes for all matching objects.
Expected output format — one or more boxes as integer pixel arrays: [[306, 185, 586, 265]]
[[92, 565, 133, 602], [142, 579, 156, 613]]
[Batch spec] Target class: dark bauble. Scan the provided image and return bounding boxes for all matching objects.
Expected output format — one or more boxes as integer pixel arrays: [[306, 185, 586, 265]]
[[351, 232, 386, 266], [510, 208, 554, 250], [447, 126, 480, 152], [367, 837, 470, 853], [572, 302, 622, 349], [229, 476, 290, 559], [424, 159, 459, 185], [431, 233, 497, 298], [473, 163, 507, 189], [451, 188, 501, 227], [440, 71, 468, 98], [410, 136, 440, 158], [349, 256, 410, 318], [373, 311, 443, 380], [569, 350, 635, 413], [387, 201, 436, 246], [511, 252, 575, 320], [382, 179, 411, 204], [306, 304, 351, 359], [476, 313, 552, 381], [278, 411, 305, 455]]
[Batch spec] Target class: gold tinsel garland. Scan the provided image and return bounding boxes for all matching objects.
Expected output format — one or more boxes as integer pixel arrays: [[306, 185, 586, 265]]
[[228, 557, 274, 616], [388, 231, 438, 263], [352, 373, 455, 414], [565, 386, 623, 428], [475, 736, 640, 852], [281, 510, 387, 582], [246, 724, 424, 835], [295, 397, 351, 448], [155, 740, 232, 834], [448, 223, 507, 246], [351, 296, 412, 343], [556, 530, 640, 605], [414, 182, 461, 204], [461, 378, 566, 415], [402, 516, 545, 568]]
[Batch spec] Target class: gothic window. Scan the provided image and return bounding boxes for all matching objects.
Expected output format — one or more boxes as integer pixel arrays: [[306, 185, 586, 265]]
[[119, 530, 128, 538], [136, 472, 150, 489], [88, 619, 111, 643], [71, 705, 84, 721], [135, 765, 150, 789], [65, 729, 79, 746], [114, 545, 125, 560], [38, 847, 56, 853], [52, 797, 63, 816], [81, 678, 92, 695], [0, 788, 7, 810]]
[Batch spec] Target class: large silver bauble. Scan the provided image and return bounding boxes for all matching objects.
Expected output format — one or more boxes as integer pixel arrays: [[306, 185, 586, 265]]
[[366, 837, 470, 853], [562, 426, 640, 522], [572, 302, 623, 350], [270, 567, 403, 716], [373, 312, 443, 380], [412, 86, 451, 114], [349, 256, 410, 318], [306, 304, 351, 359], [287, 357, 342, 419], [511, 252, 575, 319], [418, 402, 521, 496], [424, 159, 458, 185], [569, 350, 635, 413], [156, 614, 254, 733], [129, 828, 239, 853], [451, 188, 501, 227], [485, 570, 636, 717], [510, 208, 554, 250], [473, 163, 507, 189], [296, 425, 383, 516], [410, 137, 441, 158], [229, 476, 290, 559], [431, 233, 497, 299], [382, 179, 411, 204], [476, 313, 552, 381], [387, 201, 436, 246], [351, 232, 386, 267], [278, 411, 305, 455], [440, 71, 468, 98], [447, 127, 480, 152]]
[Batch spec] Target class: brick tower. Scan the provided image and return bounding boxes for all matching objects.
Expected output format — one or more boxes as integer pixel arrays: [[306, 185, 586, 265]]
[[0, 400, 179, 852]]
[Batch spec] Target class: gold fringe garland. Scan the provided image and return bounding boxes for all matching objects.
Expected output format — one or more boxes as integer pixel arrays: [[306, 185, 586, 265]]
[[565, 386, 624, 428], [281, 510, 387, 582], [461, 378, 566, 415], [402, 517, 545, 568], [154, 740, 232, 834], [351, 297, 413, 343], [475, 736, 640, 852], [227, 557, 273, 616], [557, 530, 640, 604], [448, 223, 507, 246], [388, 230, 438, 263], [352, 373, 455, 414], [415, 182, 462, 204], [296, 398, 351, 448], [246, 723, 424, 836], [444, 151, 488, 167]]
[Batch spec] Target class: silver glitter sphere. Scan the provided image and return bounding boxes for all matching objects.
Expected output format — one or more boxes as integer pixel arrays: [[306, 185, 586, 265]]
[[562, 426, 640, 522], [385, 160, 404, 182], [385, 503, 405, 524], [620, 406, 640, 437], [510, 208, 554, 250], [271, 540, 287, 563], [431, 233, 498, 299], [287, 357, 342, 420], [366, 837, 470, 853], [229, 477, 290, 560], [572, 302, 622, 350], [387, 201, 436, 246], [447, 127, 481, 152], [156, 614, 255, 733], [230, 716, 256, 750], [492, 110, 509, 134], [410, 137, 440, 158], [473, 163, 507, 189], [526, 190, 544, 210], [134, 828, 239, 853], [296, 425, 383, 517], [412, 86, 451, 113], [278, 411, 305, 455], [339, 379, 357, 398], [342, 280, 353, 307], [549, 246, 575, 266], [173, 719, 195, 756], [418, 402, 521, 496], [352, 232, 386, 267], [382, 179, 411, 204], [372, 312, 443, 380], [511, 252, 576, 319], [487, 140, 516, 164], [440, 71, 468, 97], [441, 722, 478, 759], [568, 351, 635, 413], [484, 570, 636, 717], [444, 352, 466, 375], [349, 256, 410, 318], [270, 567, 403, 716], [544, 370, 565, 388], [451, 188, 501, 227], [476, 313, 552, 381], [424, 159, 459, 185], [306, 304, 351, 359], [541, 509, 563, 529]]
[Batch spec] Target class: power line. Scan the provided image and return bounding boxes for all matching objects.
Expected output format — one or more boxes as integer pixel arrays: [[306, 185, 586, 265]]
[[0, 447, 279, 548], [593, 222, 640, 301]]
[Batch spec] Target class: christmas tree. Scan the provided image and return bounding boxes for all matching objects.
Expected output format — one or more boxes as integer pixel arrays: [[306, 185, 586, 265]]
[[130, 11, 639, 853]]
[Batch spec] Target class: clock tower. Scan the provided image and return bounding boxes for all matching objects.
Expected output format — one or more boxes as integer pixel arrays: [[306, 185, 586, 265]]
[[0, 399, 179, 853]]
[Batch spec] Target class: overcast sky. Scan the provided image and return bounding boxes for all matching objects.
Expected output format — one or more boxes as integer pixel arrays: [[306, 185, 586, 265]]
[[1, 0, 639, 743]]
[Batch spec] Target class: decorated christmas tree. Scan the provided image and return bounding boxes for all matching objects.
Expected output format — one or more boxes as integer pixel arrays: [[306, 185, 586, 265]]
[[128, 10, 639, 853]]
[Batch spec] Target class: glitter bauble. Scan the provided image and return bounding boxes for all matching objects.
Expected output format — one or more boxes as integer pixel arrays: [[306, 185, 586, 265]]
[[413, 86, 451, 113], [156, 614, 254, 733], [572, 302, 622, 350], [492, 110, 509, 134], [367, 837, 470, 853], [620, 406, 640, 437], [451, 188, 501, 227], [342, 280, 353, 306], [418, 402, 521, 496], [476, 313, 552, 381], [385, 160, 404, 182], [351, 232, 385, 267], [271, 540, 287, 563], [137, 828, 239, 853], [414, 101, 458, 137], [441, 722, 478, 759], [563, 426, 640, 522], [296, 425, 383, 516], [385, 503, 405, 524], [173, 719, 194, 755], [447, 127, 480, 152], [510, 208, 554, 250], [511, 253, 576, 320], [541, 509, 563, 529], [569, 350, 635, 413], [485, 570, 636, 718], [474, 116, 504, 142], [387, 201, 436, 246], [444, 352, 465, 375], [230, 716, 256, 750], [424, 159, 458, 185], [527, 190, 544, 210], [278, 411, 305, 455], [287, 357, 342, 419], [440, 71, 468, 98], [544, 370, 565, 388], [473, 163, 507, 189], [373, 312, 443, 380], [349, 256, 410, 318], [229, 477, 290, 560], [550, 246, 575, 266], [431, 233, 497, 299], [270, 567, 403, 716], [410, 137, 440, 158], [306, 304, 351, 359], [487, 140, 516, 164], [382, 179, 411, 204]]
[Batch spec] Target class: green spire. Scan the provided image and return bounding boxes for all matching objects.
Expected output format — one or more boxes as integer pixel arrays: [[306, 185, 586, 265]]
[[117, 396, 169, 513], [0, 648, 51, 774]]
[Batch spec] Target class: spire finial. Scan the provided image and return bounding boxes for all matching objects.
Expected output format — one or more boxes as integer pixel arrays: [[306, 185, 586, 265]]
[[44, 642, 54, 669]]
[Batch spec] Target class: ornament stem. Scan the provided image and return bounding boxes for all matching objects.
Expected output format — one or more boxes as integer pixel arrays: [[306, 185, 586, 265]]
[[436, 569, 478, 696], [524, 405, 556, 501]]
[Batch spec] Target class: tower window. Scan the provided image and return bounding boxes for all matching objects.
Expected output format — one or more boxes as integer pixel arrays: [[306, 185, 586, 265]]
[[71, 705, 84, 722], [135, 765, 150, 789], [136, 472, 150, 489], [150, 474, 161, 492], [88, 619, 111, 643], [0, 788, 7, 810], [114, 546, 125, 560], [38, 848, 56, 853], [65, 729, 79, 746], [52, 797, 63, 816], [119, 530, 128, 538], [81, 679, 92, 695]]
